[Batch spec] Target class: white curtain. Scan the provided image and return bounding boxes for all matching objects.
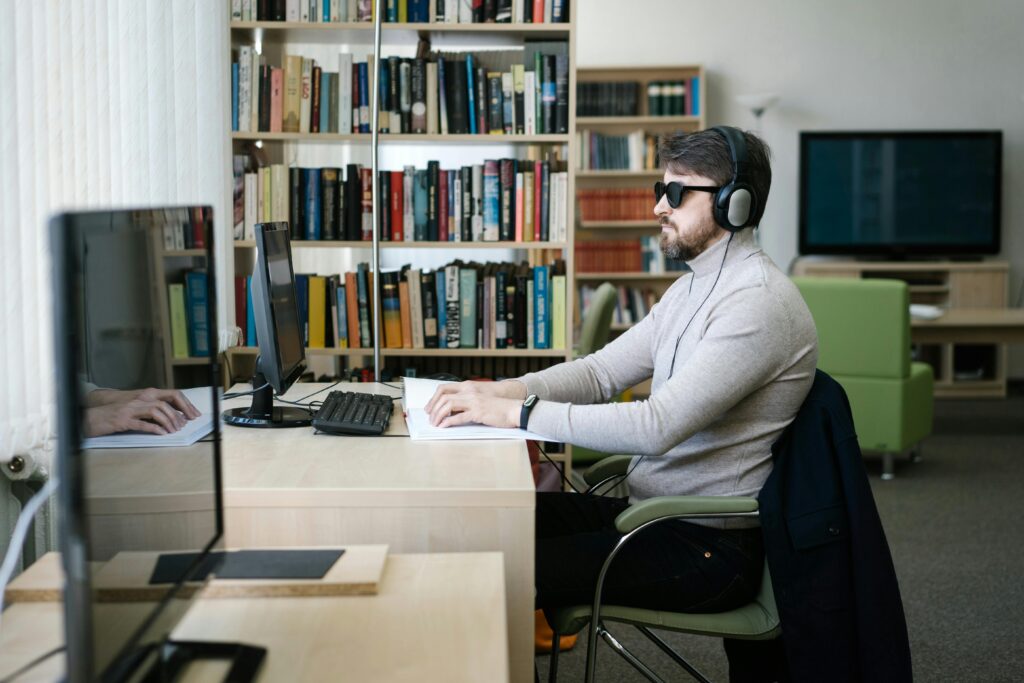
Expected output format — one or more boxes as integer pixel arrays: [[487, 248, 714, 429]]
[[0, 0, 232, 479]]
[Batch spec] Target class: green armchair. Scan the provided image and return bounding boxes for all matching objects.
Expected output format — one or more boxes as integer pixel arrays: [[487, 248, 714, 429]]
[[791, 277, 933, 479]]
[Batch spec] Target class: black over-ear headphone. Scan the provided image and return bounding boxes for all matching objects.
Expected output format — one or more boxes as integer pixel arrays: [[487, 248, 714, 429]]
[[711, 126, 759, 231]]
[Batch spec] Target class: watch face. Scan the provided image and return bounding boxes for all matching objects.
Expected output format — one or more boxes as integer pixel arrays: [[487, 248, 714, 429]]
[[525, 395, 538, 408]]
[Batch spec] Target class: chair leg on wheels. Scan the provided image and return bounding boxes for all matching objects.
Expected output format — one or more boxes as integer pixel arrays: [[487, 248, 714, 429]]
[[881, 452, 895, 480], [548, 628, 561, 683]]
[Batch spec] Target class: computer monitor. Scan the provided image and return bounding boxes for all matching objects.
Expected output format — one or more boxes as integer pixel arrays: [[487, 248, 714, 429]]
[[51, 207, 260, 682], [222, 222, 311, 428]]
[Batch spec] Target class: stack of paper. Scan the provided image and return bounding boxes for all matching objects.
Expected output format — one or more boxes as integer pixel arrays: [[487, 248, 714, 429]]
[[82, 386, 215, 450], [402, 377, 559, 442]]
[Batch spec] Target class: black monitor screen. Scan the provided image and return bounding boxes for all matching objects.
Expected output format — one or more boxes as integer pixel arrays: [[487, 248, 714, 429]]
[[261, 226, 304, 382], [799, 131, 1002, 255], [51, 207, 221, 682]]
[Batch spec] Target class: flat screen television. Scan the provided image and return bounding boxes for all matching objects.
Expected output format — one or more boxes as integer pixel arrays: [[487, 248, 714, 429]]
[[799, 131, 1002, 257]]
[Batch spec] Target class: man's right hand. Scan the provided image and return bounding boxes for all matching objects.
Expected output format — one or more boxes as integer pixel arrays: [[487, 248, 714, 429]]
[[84, 398, 190, 437], [423, 379, 528, 416]]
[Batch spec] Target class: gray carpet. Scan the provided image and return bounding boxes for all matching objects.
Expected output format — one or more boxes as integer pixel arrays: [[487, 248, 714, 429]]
[[536, 391, 1024, 682]]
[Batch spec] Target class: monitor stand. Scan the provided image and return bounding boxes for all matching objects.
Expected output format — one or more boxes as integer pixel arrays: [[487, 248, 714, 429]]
[[222, 370, 311, 428], [139, 640, 266, 683]]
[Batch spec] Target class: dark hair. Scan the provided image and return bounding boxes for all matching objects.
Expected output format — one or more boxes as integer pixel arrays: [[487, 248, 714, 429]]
[[658, 128, 772, 226]]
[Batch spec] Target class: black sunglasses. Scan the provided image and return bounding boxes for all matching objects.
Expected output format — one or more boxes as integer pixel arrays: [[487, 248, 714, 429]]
[[654, 181, 720, 209]]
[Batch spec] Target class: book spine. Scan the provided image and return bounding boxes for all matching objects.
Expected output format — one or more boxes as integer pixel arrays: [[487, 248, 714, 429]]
[[413, 169, 428, 240], [540, 160, 550, 241], [390, 170, 404, 240], [231, 63, 239, 131], [512, 64, 525, 134], [501, 71, 513, 134], [358, 61, 370, 132], [338, 53, 352, 133], [533, 265, 549, 348], [420, 271, 439, 347], [184, 271, 210, 357], [411, 58, 427, 133], [495, 270, 507, 348], [356, 264, 371, 347], [444, 264, 460, 347], [499, 158, 514, 241], [408, 269, 424, 348], [310, 66, 321, 132], [426, 61, 438, 134], [471, 164, 484, 241], [426, 161, 439, 241], [465, 55, 477, 134], [336, 282, 348, 348], [437, 57, 449, 135], [168, 284, 190, 358], [321, 167, 338, 239], [238, 47, 252, 133], [378, 170, 390, 240], [460, 166, 473, 241], [554, 54, 568, 134], [403, 165, 415, 241], [438, 166, 449, 242], [459, 268, 477, 348], [299, 58, 313, 133], [382, 272, 403, 348], [487, 73, 503, 133], [304, 168, 322, 239], [308, 275, 326, 348], [360, 167, 373, 240]]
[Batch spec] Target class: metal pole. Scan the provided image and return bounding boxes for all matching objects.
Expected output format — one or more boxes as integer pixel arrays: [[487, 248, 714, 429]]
[[370, 0, 384, 381]]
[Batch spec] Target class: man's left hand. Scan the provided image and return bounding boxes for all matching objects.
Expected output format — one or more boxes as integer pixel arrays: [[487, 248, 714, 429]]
[[428, 393, 523, 430]]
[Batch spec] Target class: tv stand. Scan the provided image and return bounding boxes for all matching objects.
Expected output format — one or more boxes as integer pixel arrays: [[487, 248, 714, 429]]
[[222, 368, 312, 428], [793, 258, 1010, 398]]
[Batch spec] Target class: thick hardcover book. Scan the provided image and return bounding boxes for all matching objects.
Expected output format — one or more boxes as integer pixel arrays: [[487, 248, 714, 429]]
[[399, 59, 412, 133], [238, 47, 252, 133], [378, 170, 391, 240], [310, 66, 322, 132], [476, 66, 488, 134], [539, 160, 550, 241], [435, 271, 447, 341], [533, 265, 549, 348], [444, 264, 461, 348], [496, 0, 511, 22], [308, 275, 326, 348], [460, 166, 473, 241], [554, 54, 569, 134], [360, 167, 373, 240], [356, 263, 372, 347], [299, 58, 312, 133], [459, 267, 477, 348], [345, 271, 360, 348], [495, 269, 507, 348], [437, 57, 449, 135], [303, 168, 322, 240], [335, 282, 349, 348], [411, 58, 427, 133], [446, 58, 469, 134], [246, 276, 258, 346], [551, 260, 566, 349], [319, 70, 332, 132], [501, 72, 514, 134], [482, 160, 500, 241], [403, 166, 415, 240], [499, 158, 515, 241], [294, 274, 309, 348], [438, 167, 448, 242], [357, 61, 370, 132], [477, 279, 486, 347], [389, 170, 404, 240], [408, 0, 428, 21], [512, 64, 525, 134], [471, 164, 484, 240], [447, 170, 457, 241], [345, 164, 362, 241], [472, 0, 484, 22], [541, 55, 555, 135], [168, 284, 190, 358], [337, 52, 353, 133], [420, 270, 439, 348], [487, 73, 503, 133], [259, 64, 272, 132], [513, 265, 529, 348], [376, 57, 390, 132], [522, 169, 534, 242], [426, 62, 438, 134], [321, 167, 339, 240], [414, 169, 429, 240], [514, 172, 524, 241], [381, 271, 403, 348], [231, 63, 239, 131], [426, 160, 440, 241], [387, 56, 402, 132], [407, 269, 424, 348], [398, 280, 413, 348], [465, 55, 477, 134], [552, 0, 566, 22]]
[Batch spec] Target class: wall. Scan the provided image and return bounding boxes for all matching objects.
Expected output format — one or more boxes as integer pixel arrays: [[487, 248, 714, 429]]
[[578, 0, 1024, 376]]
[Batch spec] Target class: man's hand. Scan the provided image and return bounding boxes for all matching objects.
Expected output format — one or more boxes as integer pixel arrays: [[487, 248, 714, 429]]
[[424, 379, 527, 417], [85, 387, 200, 419], [427, 392, 523, 430], [84, 398, 191, 437]]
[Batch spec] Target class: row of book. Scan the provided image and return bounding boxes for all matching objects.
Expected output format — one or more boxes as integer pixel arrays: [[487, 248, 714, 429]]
[[577, 189, 654, 222], [576, 238, 689, 274], [231, 45, 569, 136], [158, 207, 211, 251], [168, 272, 211, 358], [235, 260, 567, 351], [575, 77, 701, 118], [576, 130, 660, 171], [233, 159, 570, 243], [231, 0, 569, 23], [579, 284, 659, 327]]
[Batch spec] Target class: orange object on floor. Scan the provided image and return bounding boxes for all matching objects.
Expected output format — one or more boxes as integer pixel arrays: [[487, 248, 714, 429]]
[[535, 609, 578, 653]]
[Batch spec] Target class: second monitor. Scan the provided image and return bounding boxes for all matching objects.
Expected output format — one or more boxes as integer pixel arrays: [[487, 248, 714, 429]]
[[223, 222, 311, 428]]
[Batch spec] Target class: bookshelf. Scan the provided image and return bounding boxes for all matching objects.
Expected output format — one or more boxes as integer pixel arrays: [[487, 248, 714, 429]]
[[572, 65, 705, 397]]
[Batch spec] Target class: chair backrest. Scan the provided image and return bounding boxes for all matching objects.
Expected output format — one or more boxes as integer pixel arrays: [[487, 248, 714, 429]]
[[576, 282, 618, 357], [791, 277, 910, 380]]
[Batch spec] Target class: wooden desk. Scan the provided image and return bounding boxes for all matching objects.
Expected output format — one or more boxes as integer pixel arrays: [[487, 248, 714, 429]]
[[219, 383, 534, 683], [0, 553, 508, 682], [911, 308, 1024, 344]]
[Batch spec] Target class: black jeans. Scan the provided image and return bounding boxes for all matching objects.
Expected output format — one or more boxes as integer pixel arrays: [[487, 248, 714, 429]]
[[535, 492, 764, 614]]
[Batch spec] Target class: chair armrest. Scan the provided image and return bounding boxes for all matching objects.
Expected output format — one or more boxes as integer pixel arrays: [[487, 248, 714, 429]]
[[614, 496, 759, 534], [582, 455, 634, 487]]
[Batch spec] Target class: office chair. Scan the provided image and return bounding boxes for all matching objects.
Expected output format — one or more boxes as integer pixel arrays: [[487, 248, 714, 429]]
[[791, 277, 933, 479], [575, 282, 618, 358], [545, 456, 780, 683]]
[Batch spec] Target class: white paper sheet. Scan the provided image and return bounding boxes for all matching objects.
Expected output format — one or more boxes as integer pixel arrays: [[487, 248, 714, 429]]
[[82, 386, 215, 450], [401, 377, 559, 442]]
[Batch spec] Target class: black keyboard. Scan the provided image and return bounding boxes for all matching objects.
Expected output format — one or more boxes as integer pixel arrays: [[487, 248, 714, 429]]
[[312, 391, 395, 436]]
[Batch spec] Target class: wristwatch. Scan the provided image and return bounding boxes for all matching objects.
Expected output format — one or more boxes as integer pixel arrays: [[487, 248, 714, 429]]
[[520, 394, 538, 431]]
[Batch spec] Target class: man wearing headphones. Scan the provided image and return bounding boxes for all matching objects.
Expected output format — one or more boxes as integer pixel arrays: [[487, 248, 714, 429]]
[[425, 128, 818, 651]]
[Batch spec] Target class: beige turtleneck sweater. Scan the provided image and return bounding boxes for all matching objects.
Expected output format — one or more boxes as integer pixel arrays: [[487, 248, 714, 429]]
[[520, 228, 818, 527]]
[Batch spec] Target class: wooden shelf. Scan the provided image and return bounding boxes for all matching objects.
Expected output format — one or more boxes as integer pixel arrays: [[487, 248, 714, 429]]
[[229, 346, 566, 358], [163, 249, 206, 257], [229, 21, 571, 42], [231, 132, 570, 144], [578, 220, 656, 231], [233, 240, 567, 250], [576, 272, 681, 281], [576, 115, 699, 127]]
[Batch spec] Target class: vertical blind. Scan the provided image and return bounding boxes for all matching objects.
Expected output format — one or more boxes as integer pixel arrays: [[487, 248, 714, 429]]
[[0, 0, 232, 475]]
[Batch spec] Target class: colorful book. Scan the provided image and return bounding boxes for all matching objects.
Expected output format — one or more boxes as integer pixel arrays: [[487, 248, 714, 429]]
[[168, 284, 190, 358], [184, 271, 210, 357]]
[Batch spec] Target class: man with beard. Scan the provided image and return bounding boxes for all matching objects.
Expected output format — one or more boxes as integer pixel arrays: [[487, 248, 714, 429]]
[[425, 128, 818, 670]]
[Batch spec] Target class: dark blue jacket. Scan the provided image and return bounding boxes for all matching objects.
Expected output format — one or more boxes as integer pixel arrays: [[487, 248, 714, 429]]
[[758, 371, 913, 682]]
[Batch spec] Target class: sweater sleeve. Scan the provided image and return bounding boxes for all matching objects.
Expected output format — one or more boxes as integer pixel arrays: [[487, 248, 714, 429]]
[[518, 298, 660, 404], [525, 287, 805, 453]]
